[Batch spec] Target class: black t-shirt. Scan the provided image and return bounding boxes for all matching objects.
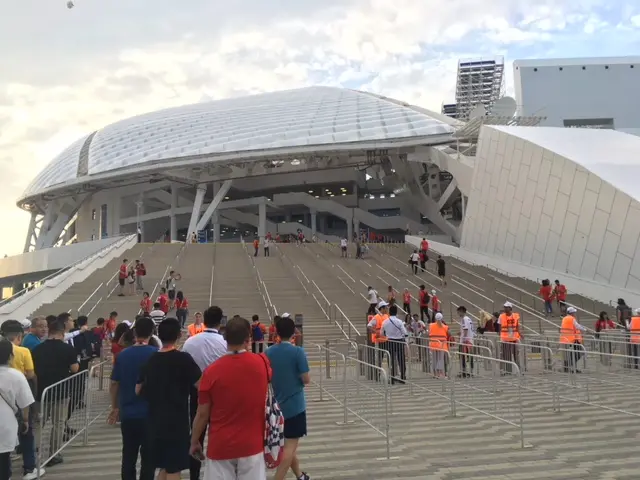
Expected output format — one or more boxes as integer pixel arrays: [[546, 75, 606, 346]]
[[138, 350, 201, 439], [32, 339, 79, 401], [437, 258, 446, 275]]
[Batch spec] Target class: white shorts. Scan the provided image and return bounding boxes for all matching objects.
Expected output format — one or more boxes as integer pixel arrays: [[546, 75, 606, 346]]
[[204, 453, 266, 480]]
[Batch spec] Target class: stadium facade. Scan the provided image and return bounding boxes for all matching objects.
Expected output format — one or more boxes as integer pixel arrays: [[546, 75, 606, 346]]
[[14, 83, 640, 292]]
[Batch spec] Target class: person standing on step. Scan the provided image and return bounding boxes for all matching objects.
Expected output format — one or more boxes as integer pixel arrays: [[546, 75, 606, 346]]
[[250, 315, 267, 353], [409, 250, 420, 275], [340, 237, 348, 258], [457, 306, 475, 377], [150, 302, 166, 326], [253, 237, 260, 257], [175, 291, 189, 329], [157, 289, 170, 315], [382, 305, 408, 384], [366, 286, 379, 316], [135, 260, 146, 293], [264, 236, 271, 257], [402, 288, 412, 315], [118, 259, 129, 297], [436, 255, 447, 286], [140, 292, 152, 316], [431, 290, 441, 324], [418, 285, 430, 323], [165, 271, 180, 311]]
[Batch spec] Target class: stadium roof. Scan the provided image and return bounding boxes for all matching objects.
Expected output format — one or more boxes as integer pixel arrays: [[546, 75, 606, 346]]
[[491, 126, 640, 205], [19, 86, 457, 206]]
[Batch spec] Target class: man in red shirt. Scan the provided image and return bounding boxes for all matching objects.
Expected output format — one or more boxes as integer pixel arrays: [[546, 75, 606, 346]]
[[420, 238, 429, 256], [157, 288, 170, 314], [419, 285, 430, 323], [553, 280, 568, 315], [135, 259, 146, 292], [118, 259, 128, 296], [540, 279, 553, 316], [431, 289, 441, 323], [190, 317, 269, 479]]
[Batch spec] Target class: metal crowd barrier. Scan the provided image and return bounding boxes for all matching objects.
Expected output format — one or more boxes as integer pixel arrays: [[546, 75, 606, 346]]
[[37, 360, 111, 474]]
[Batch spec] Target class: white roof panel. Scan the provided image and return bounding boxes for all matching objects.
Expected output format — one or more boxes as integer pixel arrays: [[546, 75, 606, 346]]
[[21, 134, 88, 199], [20, 86, 455, 201], [490, 126, 640, 204]]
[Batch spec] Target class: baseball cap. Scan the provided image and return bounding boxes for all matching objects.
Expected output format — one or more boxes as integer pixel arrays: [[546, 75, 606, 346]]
[[634, 308, 640, 315], [377, 301, 389, 309], [122, 320, 132, 327], [431, 290, 436, 295], [504, 301, 513, 308], [20, 319, 31, 329], [567, 307, 577, 314], [281, 313, 291, 319], [435, 313, 443, 321]]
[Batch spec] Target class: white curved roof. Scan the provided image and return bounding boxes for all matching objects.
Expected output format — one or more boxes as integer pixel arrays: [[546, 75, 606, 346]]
[[19, 86, 456, 203]]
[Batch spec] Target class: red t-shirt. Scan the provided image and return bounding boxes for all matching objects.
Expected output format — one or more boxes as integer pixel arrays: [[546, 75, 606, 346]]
[[540, 285, 553, 301], [420, 240, 428, 251], [176, 298, 189, 310], [119, 264, 128, 279], [432, 295, 441, 311], [135, 263, 146, 276], [158, 294, 169, 313], [403, 292, 411, 304], [106, 317, 116, 333], [199, 353, 269, 460], [92, 326, 106, 341], [140, 297, 151, 313], [111, 342, 125, 361], [419, 290, 429, 306], [555, 285, 567, 301]]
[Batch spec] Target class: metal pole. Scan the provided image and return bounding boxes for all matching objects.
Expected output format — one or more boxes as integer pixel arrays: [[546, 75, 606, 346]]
[[517, 363, 525, 449], [325, 339, 331, 379], [384, 371, 391, 460], [82, 370, 91, 445], [342, 355, 348, 425]]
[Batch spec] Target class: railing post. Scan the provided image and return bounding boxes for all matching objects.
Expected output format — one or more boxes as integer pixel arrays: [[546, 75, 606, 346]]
[[83, 370, 91, 446], [325, 339, 331, 379]]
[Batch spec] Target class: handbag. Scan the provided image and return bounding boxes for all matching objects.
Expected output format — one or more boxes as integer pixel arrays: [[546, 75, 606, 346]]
[[259, 354, 284, 469]]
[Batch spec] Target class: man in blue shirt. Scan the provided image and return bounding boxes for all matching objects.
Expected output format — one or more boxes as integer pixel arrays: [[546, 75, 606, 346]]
[[21, 316, 49, 351], [108, 317, 157, 480], [266, 314, 311, 480]]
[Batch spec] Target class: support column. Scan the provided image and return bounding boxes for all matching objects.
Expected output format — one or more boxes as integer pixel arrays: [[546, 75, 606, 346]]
[[170, 184, 178, 241], [311, 210, 317, 239], [187, 184, 207, 240], [196, 179, 232, 232], [212, 212, 221, 243], [353, 219, 360, 241], [23, 212, 37, 253], [258, 201, 267, 242], [135, 193, 145, 242], [347, 209, 353, 242]]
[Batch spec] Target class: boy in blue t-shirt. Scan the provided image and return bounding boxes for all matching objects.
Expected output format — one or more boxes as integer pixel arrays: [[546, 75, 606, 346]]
[[266, 315, 311, 480], [109, 317, 158, 480]]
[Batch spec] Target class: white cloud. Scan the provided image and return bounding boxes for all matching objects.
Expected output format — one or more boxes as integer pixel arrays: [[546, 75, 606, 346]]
[[0, 0, 637, 256]]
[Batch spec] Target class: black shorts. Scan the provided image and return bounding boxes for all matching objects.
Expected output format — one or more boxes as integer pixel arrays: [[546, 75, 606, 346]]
[[168, 290, 176, 300], [119, 278, 125, 286], [152, 437, 190, 473], [284, 411, 307, 439], [438, 270, 445, 277], [341, 246, 347, 251]]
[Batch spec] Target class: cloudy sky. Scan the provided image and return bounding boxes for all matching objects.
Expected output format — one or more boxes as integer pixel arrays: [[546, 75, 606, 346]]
[[1, 0, 639, 256]]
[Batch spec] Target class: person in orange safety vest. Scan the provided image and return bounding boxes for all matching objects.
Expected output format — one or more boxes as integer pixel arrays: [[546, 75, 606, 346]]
[[499, 302, 521, 373], [367, 301, 390, 369], [187, 312, 205, 337], [626, 308, 640, 368], [560, 306, 586, 372], [429, 312, 449, 377]]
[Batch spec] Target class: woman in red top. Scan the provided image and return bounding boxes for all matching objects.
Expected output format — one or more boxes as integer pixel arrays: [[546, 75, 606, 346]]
[[140, 292, 152, 314], [268, 319, 277, 347], [111, 323, 133, 364], [157, 288, 169, 314], [431, 290, 441, 323], [175, 291, 189, 329], [402, 288, 412, 315], [539, 279, 553, 316]]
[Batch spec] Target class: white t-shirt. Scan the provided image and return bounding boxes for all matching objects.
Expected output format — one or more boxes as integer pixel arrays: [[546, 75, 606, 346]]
[[340, 239, 348, 248], [460, 316, 475, 345], [0, 366, 34, 453], [367, 290, 379, 304], [410, 253, 420, 262], [264, 238, 270, 247]]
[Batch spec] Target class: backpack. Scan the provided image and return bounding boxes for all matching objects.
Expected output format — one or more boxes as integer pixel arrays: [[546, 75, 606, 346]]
[[260, 355, 284, 469]]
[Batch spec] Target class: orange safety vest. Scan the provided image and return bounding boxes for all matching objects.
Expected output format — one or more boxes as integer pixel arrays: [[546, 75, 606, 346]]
[[188, 323, 205, 337], [630, 317, 640, 344], [370, 314, 388, 344], [559, 315, 576, 344], [499, 313, 521, 342], [429, 322, 449, 351]]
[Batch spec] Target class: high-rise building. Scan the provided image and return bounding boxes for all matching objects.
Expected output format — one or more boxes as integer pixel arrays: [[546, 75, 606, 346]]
[[454, 57, 505, 119]]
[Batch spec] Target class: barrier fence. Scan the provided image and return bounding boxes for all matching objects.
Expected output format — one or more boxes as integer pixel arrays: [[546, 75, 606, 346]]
[[37, 360, 111, 475]]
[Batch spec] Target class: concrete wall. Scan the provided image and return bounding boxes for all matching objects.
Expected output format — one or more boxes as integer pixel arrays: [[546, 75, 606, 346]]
[[461, 126, 640, 292], [0, 235, 126, 281], [76, 190, 122, 242], [514, 58, 640, 134]]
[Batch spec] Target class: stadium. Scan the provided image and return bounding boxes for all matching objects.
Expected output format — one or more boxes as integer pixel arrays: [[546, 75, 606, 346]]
[[3, 67, 640, 480]]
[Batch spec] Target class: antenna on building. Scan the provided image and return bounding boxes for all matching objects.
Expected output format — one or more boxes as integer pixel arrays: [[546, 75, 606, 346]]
[[468, 104, 486, 120], [490, 96, 516, 118]]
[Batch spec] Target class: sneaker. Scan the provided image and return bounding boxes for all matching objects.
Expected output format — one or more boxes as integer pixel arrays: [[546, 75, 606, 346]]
[[23, 468, 46, 480], [299, 473, 310, 480]]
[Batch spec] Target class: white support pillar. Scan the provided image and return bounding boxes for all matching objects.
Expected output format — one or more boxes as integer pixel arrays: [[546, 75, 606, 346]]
[[212, 212, 221, 243], [258, 201, 267, 242], [170, 184, 179, 241], [310, 209, 317, 238], [196, 180, 232, 232], [187, 184, 207, 240], [436, 180, 459, 211], [353, 219, 360, 241], [23, 212, 37, 253], [346, 208, 353, 243]]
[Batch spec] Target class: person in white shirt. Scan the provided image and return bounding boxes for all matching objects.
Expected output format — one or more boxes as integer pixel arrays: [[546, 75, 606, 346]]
[[182, 306, 227, 480], [457, 305, 475, 377], [264, 237, 271, 257], [382, 305, 408, 383], [149, 303, 166, 326], [409, 250, 420, 274], [366, 286, 379, 315], [0, 339, 36, 480], [340, 237, 348, 258]]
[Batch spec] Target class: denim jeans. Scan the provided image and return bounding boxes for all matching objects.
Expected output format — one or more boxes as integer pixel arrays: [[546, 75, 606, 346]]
[[544, 300, 553, 314], [19, 404, 36, 472]]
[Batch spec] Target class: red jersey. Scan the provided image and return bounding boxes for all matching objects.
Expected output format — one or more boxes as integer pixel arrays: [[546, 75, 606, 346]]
[[106, 317, 116, 333], [175, 298, 189, 310], [268, 324, 277, 342], [540, 285, 553, 301], [403, 292, 411, 304], [135, 263, 146, 276], [253, 239, 259, 249], [420, 240, 428, 251], [158, 294, 169, 314], [432, 295, 441, 311], [555, 284, 567, 301], [140, 297, 151, 314], [119, 264, 128, 279], [92, 326, 106, 342], [198, 353, 269, 460], [419, 290, 429, 306]]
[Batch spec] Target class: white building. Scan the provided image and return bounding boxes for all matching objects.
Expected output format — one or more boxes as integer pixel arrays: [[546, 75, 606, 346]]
[[514, 56, 640, 136]]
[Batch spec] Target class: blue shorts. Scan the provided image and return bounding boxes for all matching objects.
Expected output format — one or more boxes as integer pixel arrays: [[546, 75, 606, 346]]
[[284, 411, 307, 439]]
